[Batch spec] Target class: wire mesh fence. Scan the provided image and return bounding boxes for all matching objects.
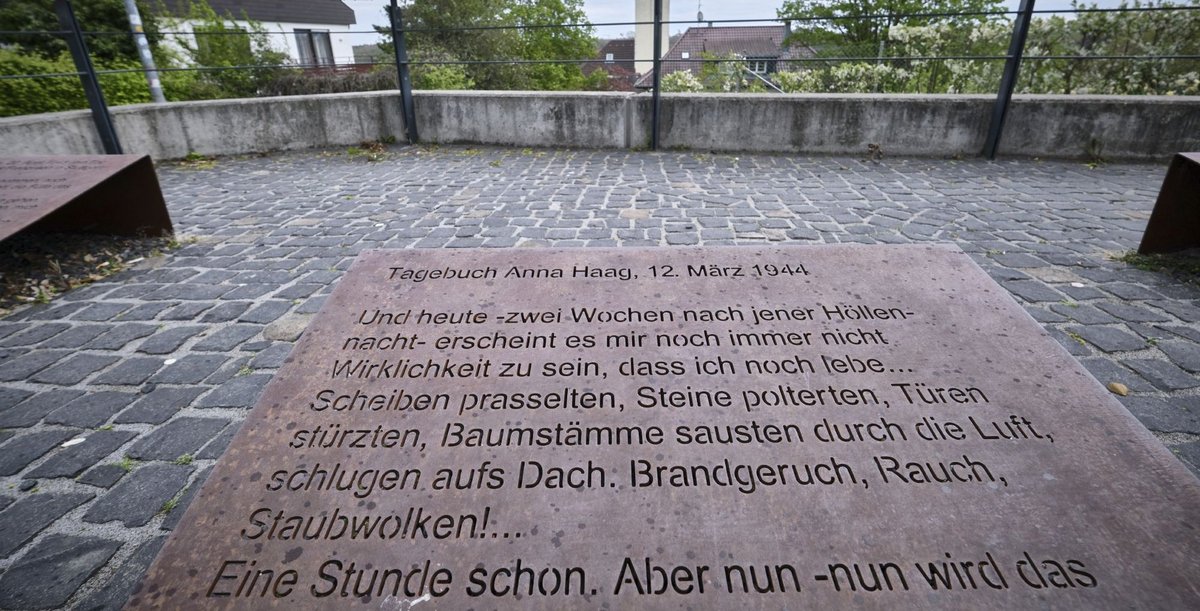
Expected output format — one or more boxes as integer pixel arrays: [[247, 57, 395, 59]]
[[3, 2, 1197, 116], [1, 1, 1197, 155]]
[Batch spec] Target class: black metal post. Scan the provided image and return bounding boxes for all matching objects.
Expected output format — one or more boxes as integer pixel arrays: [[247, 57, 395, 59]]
[[390, 0, 419, 145], [54, 0, 122, 154], [984, 0, 1035, 159], [650, 0, 663, 150]]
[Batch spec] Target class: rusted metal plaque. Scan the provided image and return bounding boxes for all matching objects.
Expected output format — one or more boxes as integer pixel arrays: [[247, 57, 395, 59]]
[[130, 245, 1200, 609], [1139, 152, 1200, 254], [0, 155, 172, 242]]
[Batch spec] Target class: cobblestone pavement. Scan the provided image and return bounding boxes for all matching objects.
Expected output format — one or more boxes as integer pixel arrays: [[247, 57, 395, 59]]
[[0, 146, 1197, 609]]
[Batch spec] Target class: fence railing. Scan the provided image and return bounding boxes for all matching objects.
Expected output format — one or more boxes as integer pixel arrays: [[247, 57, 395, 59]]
[[2, 0, 1197, 158]]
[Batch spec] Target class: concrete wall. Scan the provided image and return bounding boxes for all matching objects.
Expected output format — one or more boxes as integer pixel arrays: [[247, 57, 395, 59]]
[[1003, 95, 1200, 159], [1, 91, 1196, 160], [415, 91, 631, 150], [643, 94, 993, 157]]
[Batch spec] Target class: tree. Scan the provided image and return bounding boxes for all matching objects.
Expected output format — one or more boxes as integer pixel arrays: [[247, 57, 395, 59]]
[[1022, 1, 1200, 95], [377, 0, 597, 90], [777, 0, 1004, 51], [163, 0, 289, 98], [509, 0, 595, 90], [0, 0, 164, 63]]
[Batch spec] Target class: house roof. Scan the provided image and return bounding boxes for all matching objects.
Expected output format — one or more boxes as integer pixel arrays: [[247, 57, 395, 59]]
[[162, 0, 356, 26], [672, 25, 790, 58], [598, 39, 634, 62], [634, 25, 815, 88], [583, 38, 635, 77], [582, 39, 638, 91]]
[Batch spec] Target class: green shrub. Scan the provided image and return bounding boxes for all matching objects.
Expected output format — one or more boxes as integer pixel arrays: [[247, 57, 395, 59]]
[[0, 49, 164, 117], [260, 68, 396, 97]]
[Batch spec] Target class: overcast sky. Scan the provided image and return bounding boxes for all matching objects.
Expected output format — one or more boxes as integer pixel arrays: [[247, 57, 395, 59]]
[[345, 1, 1127, 38]]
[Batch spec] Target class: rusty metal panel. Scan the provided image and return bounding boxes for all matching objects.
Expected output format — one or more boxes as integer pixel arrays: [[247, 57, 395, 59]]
[[1139, 152, 1200, 254], [128, 245, 1200, 609], [0, 155, 173, 242]]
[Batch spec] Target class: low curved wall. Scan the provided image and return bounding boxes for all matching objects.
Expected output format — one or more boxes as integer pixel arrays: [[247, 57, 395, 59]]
[[0, 91, 1196, 160]]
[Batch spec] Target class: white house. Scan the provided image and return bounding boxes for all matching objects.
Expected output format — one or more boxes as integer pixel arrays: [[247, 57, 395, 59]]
[[161, 0, 359, 66]]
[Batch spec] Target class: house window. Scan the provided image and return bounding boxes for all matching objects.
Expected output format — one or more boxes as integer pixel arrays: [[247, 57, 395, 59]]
[[295, 29, 334, 66], [747, 58, 769, 74], [605, 53, 614, 63]]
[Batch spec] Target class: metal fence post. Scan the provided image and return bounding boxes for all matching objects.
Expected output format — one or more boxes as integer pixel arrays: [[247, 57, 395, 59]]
[[650, 0, 664, 150], [123, 0, 165, 104], [390, 0, 419, 144], [54, 0, 122, 154], [984, 0, 1035, 160]]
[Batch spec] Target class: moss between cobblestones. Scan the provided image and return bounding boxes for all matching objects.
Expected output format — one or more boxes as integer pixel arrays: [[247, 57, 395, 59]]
[[1112, 250, 1200, 286]]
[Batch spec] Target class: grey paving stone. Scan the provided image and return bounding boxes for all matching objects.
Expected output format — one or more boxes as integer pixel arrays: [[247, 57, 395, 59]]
[[1028, 307, 1067, 323], [115, 302, 174, 321], [92, 357, 164, 386], [220, 284, 275, 299], [197, 421, 241, 459], [1095, 301, 1170, 323], [0, 387, 33, 410], [1120, 396, 1200, 435], [200, 301, 252, 322], [162, 466, 212, 531], [0, 534, 120, 609], [0, 349, 68, 381], [249, 342, 294, 369], [1102, 282, 1163, 301], [0, 492, 94, 558], [1068, 325, 1149, 353], [1047, 328, 1090, 356], [276, 283, 323, 299], [40, 325, 108, 349], [127, 417, 228, 461], [991, 252, 1048, 268], [196, 373, 272, 408], [73, 302, 134, 321], [0, 496, 11, 512], [29, 354, 119, 385], [1059, 284, 1107, 301], [11, 302, 89, 322], [1122, 359, 1200, 391], [160, 301, 215, 320], [0, 390, 85, 428], [238, 300, 293, 324], [27, 430, 137, 479], [45, 391, 135, 428], [190, 270, 237, 283], [296, 295, 328, 313], [137, 326, 205, 354], [1049, 303, 1118, 325], [75, 535, 167, 611], [115, 387, 205, 425], [999, 279, 1064, 303], [1149, 299, 1200, 323], [1158, 341, 1200, 373], [1159, 325, 1200, 343], [1079, 358, 1152, 393], [0, 429, 78, 476], [192, 324, 260, 352], [147, 284, 231, 301], [1174, 442, 1200, 475], [83, 463, 193, 527], [149, 354, 229, 384], [86, 323, 158, 350], [78, 463, 128, 488], [0, 322, 69, 347]]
